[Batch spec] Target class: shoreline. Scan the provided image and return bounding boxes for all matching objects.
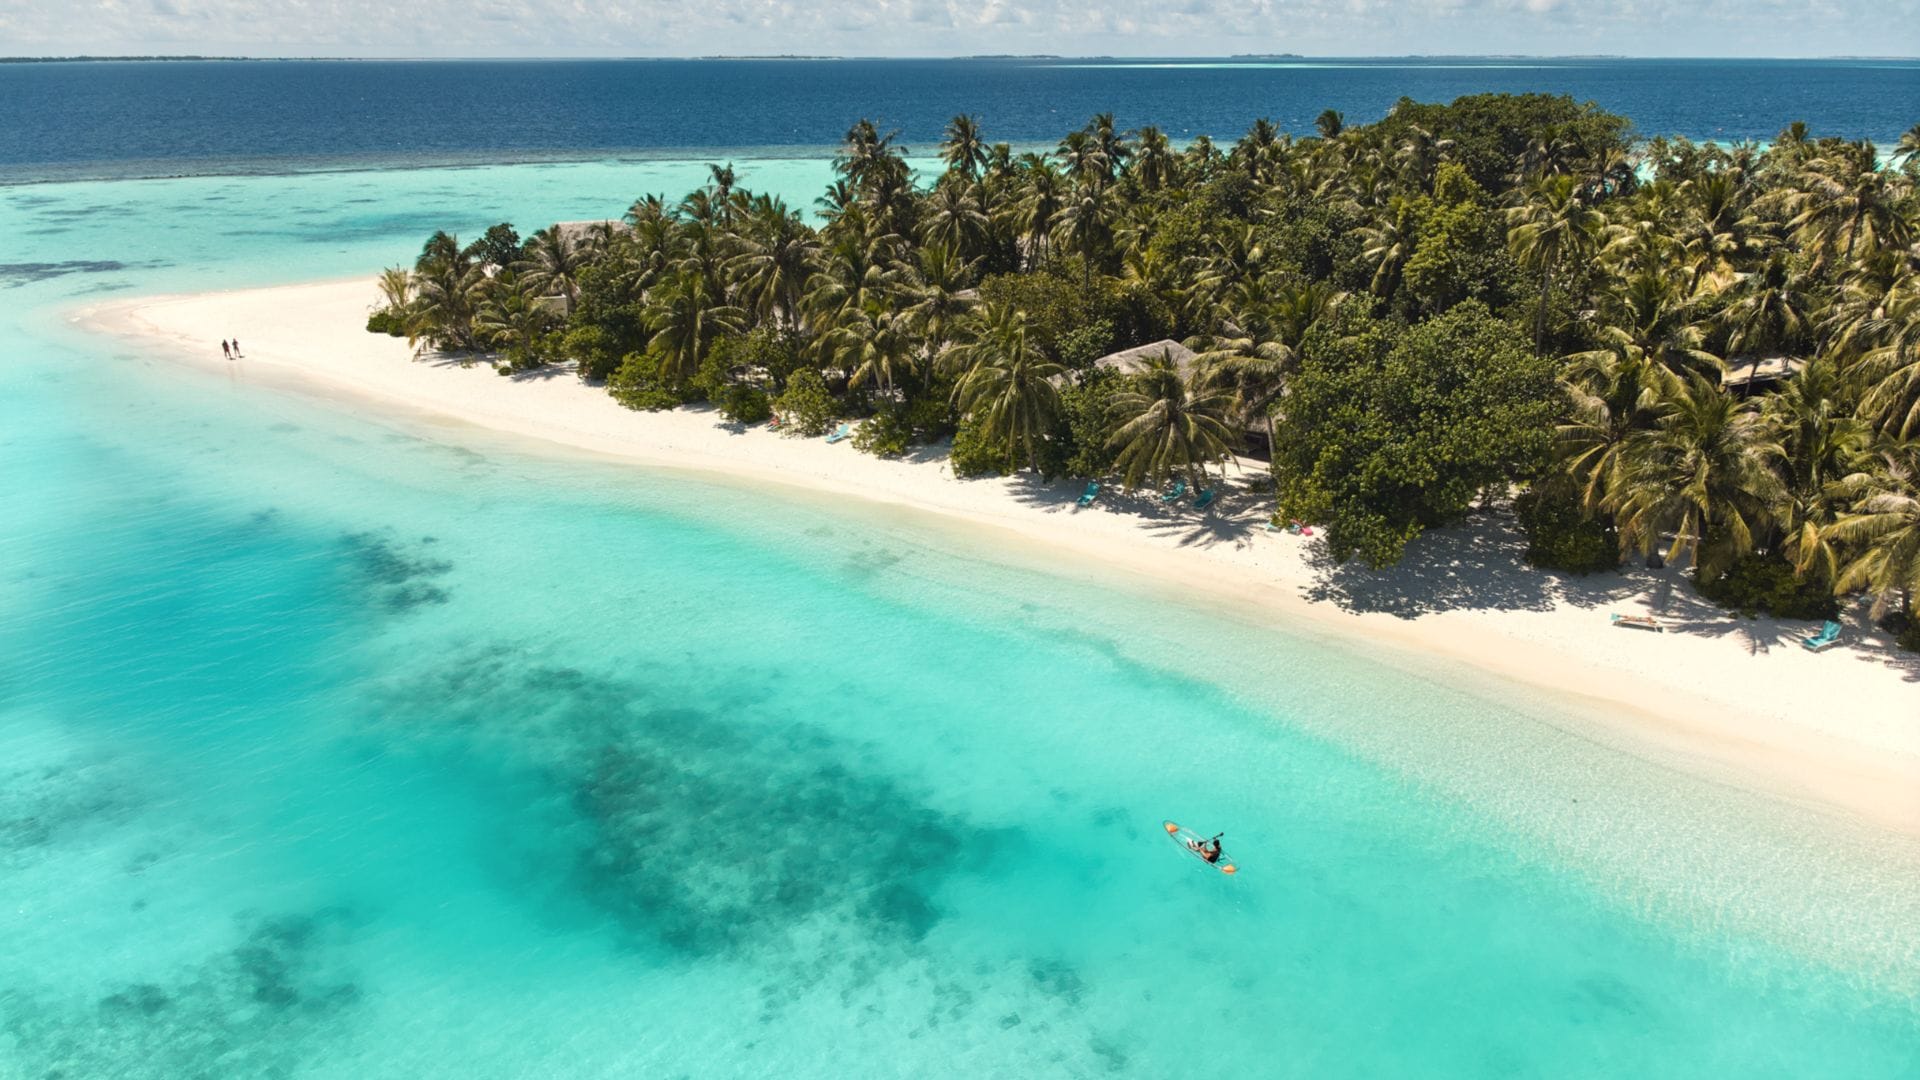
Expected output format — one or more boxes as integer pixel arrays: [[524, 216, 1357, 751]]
[[74, 277, 1920, 838]]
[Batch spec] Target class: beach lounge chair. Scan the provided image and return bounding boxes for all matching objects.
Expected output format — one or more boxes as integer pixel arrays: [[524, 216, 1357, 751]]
[[1076, 481, 1100, 507], [1192, 488, 1216, 511], [1161, 480, 1187, 503], [1801, 620, 1842, 651], [824, 422, 852, 444], [1610, 613, 1664, 633]]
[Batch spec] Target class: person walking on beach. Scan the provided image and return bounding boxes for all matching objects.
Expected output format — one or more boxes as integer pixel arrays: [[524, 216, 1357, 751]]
[[231, 338, 242, 358], [221, 339, 231, 360]]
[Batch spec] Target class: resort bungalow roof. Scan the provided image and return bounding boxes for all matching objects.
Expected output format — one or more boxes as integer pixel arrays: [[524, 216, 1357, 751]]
[[1093, 339, 1197, 378], [553, 219, 623, 243], [1722, 356, 1805, 393]]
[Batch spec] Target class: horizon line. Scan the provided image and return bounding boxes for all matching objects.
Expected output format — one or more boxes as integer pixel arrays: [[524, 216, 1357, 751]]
[[7, 52, 1920, 63]]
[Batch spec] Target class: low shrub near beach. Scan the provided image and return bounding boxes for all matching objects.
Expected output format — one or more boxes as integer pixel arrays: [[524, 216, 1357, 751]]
[[607, 352, 689, 412], [1057, 367, 1125, 479], [1514, 487, 1619, 574], [1693, 554, 1839, 620], [949, 413, 1014, 478], [772, 369, 835, 436], [365, 309, 407, 337], [852, 408, 914, 457], [560, 325, 624, 381], [1882, 610, 1920, 653], [715, 383, 772, 425]]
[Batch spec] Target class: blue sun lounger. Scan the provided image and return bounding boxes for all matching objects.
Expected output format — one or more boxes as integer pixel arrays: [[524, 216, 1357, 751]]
[[1076, 481, 1100, 507], [824, 422, 852, 444], [1191, 488, 1217, 511], [1160, 480, 1187, 503], [1801, 620, 1842, 651]]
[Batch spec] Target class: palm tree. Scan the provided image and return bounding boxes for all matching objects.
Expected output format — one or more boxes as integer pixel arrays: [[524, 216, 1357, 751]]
[[1087, 113, 1132, 186], [376, 266, 412, 314], [1824, 442, 1920, 621], [1892, 124, 1920, 170], [1770, 122, 1814, 168], [1581, 146, 1639, 202], [408, 233, 484, 352], [1574, 271, 1723, 382], [826, 306, 917, 398], [1183, 134, 1219, 180], [644, 275, 745, 383], [940, 114, 988, 180], [802, 228, 902, 338], [1051, 181, 1116, 286], [1105, 358, 1240, 491], [475, 272, 561, 367], [1057, 130, 1107, 190], [1233, 118, 1283, 183], [1133, 126, 1175, 192], [1677, 170, 1774, 296], [1763, 357, 1868, 579], [1850, 283, 1920, 438], [1009, 157, 1064, 269], [1778, 141, 1913, 270], [1507, 174, 1606, 347], [901, 242, 979, 363], [1720, 250, 1816, 360], [950, 303, 1064, 472], [1315, 110, 1344, 140], [1605, 375, 1787, 572], [705, 163, 741, 222], [517, 225, 588, 314], [1559, 342, 1684, 515], [1393, 124, 1452, 191], [729, 196, 818, 330], [919, 178, 991, 261], [837, 119, 909, 202], [1192, 280, 1343, 425], [1357, 199, 1417, 303]]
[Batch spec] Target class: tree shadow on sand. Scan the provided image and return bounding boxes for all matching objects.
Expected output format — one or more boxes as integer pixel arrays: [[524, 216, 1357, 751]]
[[1300, 512, 1642, 618], [1300, 512, 1920, 681], [1001, 468, 1271, 549]]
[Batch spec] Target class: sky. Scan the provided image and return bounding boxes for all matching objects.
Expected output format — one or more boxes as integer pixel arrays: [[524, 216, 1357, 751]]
[[2, 0, 1917, 59]]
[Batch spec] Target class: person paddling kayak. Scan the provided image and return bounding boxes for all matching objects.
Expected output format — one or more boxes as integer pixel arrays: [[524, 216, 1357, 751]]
[[1163, 821, 1238, 875], [1188, 833, 1224, 863]]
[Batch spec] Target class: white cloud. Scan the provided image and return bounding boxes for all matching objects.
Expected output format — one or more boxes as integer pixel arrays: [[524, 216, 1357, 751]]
[[0, 0, 1914, 56]]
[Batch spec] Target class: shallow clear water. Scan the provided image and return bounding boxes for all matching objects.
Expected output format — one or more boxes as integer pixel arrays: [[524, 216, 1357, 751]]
[[3, 161, 1919, 1077]]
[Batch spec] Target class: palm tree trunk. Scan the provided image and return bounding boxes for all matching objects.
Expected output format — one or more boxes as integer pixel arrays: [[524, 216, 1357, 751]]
[[1535, 261, 1554, 349]]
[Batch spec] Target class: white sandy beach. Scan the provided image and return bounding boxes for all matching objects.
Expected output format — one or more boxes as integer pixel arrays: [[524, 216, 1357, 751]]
[[78, 278, 1920, 836]]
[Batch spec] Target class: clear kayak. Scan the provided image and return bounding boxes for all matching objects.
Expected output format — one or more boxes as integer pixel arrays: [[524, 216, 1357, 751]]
[[1164, 820, 1237, 875]]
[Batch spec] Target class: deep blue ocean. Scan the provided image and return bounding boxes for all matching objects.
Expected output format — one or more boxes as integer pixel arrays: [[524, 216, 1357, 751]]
[[1, 57, 1916, 182]]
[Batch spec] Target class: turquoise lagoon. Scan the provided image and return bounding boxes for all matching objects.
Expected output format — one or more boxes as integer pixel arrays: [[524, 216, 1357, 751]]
[[2, 161, 1919, 1077]]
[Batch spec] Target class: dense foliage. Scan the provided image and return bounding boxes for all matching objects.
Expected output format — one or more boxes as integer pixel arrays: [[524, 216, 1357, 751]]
[[372, 101, 1920, 639], [1273, 301, 1556, 566]]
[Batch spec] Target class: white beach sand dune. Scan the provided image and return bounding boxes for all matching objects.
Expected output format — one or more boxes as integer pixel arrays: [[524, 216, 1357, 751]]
[[78, 278, 1920, 836]]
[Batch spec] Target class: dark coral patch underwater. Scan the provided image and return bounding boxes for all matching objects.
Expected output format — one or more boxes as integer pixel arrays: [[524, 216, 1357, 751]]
[[338, 529, 452, 612], [1, 911, 360, 1079], [377, 644, 1005, 959]]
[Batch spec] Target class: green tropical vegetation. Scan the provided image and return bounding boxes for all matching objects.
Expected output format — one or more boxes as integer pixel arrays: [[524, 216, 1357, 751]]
[[373, 96, 1920, 643]]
